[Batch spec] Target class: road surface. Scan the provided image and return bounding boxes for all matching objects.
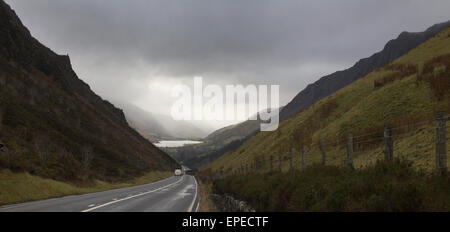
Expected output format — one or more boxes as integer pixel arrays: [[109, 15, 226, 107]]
[[0, 174, 199, 212]]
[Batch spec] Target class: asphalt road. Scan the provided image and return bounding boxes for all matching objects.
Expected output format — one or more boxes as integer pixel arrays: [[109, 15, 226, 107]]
[[0, 174, 199, 212]]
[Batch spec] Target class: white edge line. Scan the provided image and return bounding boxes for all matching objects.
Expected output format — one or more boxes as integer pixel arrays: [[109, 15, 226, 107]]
[[195, 196, 200, 212], [188, 176, 198, 212], [82, 175, 184, 212]]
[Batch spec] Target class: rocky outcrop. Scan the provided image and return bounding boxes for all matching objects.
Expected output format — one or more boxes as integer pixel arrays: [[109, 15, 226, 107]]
[[211, 194, 255, 212]]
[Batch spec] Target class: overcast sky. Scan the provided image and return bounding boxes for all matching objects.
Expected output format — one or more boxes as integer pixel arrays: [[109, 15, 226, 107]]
[[6, 0, 450, 129]]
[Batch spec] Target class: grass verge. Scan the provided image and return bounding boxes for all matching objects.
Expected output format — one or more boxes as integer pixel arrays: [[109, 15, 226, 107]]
[[197, 179, 218, 212], [0, 169, 172, 206]]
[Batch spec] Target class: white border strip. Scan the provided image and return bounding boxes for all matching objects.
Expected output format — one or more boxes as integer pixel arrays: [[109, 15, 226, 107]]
[[195, 196, 200, 212], [187, 176, 198, 212], [82, 176, 184, 212]]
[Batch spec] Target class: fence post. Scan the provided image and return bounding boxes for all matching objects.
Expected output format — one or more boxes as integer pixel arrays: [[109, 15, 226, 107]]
[[301, 146, 307, 169], [384, 125, 393, 161], [278, 154, 282, 172], [436, 112, 447, 172], [261, 156, 265, 172], [347, 133, 354, 169], [289, 150, 293, 170], [320, 139, 326, 165], [270, 155, 273, 172]]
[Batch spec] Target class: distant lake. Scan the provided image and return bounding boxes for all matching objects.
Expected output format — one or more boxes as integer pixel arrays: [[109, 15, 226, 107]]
[[154, 140, 203, 148]]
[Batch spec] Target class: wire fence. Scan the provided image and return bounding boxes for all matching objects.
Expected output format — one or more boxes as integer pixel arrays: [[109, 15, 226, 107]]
[[217, 112, 449, 179]]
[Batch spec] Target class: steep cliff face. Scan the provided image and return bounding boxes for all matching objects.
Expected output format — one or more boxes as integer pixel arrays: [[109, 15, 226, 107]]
[[280, 20, 450, 120], [0, 0, 177, 182]]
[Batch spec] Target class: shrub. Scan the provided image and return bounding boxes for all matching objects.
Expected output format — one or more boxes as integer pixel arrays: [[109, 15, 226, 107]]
[[417, 53, 450, 100], [213, 159, 450, 211], [374, 64, 418, 88]]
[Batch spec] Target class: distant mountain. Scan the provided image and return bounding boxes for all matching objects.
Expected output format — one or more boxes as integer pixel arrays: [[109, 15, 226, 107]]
[[166, 118, 260, 169], [168, 109, 281, 168], [114, 101, 212, 142], [0, 0, 177, 182], [280, 20, 450, 121]]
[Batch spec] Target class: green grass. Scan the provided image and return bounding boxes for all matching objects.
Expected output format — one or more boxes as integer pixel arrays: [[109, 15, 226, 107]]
[[207, 27, 450, 174], [0, 169, 172, 206], [213, 159, 450, 211]]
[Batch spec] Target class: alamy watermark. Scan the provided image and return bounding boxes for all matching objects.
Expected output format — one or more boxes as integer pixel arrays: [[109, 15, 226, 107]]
[[171, 77, 279, 131]]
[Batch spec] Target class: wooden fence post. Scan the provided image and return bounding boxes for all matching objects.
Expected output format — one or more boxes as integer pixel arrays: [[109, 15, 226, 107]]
[[347, 133, 354, 169], [384, 125, 393, 161], [278, 154, 282, 172], [320, 139, 326, 165], [270, 155, 273, 172], [261, 156, 265, 172], [301, 146, 307, 169], [436, 112, 447, 172], [289, 150, 293, 170]]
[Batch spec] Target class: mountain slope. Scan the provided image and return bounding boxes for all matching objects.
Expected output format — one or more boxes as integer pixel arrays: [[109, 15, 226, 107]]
[[208, 24, 450, 174], [0, 0, 177, 182], [115, 101, 211, 142], [165, 108, 283, 168], [280, 20, 450, 121]]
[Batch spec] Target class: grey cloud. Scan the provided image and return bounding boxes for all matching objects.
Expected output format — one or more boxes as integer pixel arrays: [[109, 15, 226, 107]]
[[5, 0, 450, 128]]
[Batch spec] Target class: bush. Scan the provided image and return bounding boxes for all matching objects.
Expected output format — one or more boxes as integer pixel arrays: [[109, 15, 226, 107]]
[[417, 53, 450, 100], [374, 64, 418, 88], [213, 159, 450, 211]]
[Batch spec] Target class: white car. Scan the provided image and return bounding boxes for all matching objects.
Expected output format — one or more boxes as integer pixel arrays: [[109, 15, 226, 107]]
[[174, 169, 183, 176]]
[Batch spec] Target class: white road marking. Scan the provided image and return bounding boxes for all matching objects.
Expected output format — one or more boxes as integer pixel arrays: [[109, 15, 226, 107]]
[[88, 204, 96, 207], [81, 176, 184, 212], [178, 184, 194, 198], [195, 197, 200, 212], [188, 176, 198, 212]]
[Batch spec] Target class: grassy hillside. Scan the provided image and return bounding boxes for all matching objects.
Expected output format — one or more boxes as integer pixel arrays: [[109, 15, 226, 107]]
[[208, 27, 450, 174]]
